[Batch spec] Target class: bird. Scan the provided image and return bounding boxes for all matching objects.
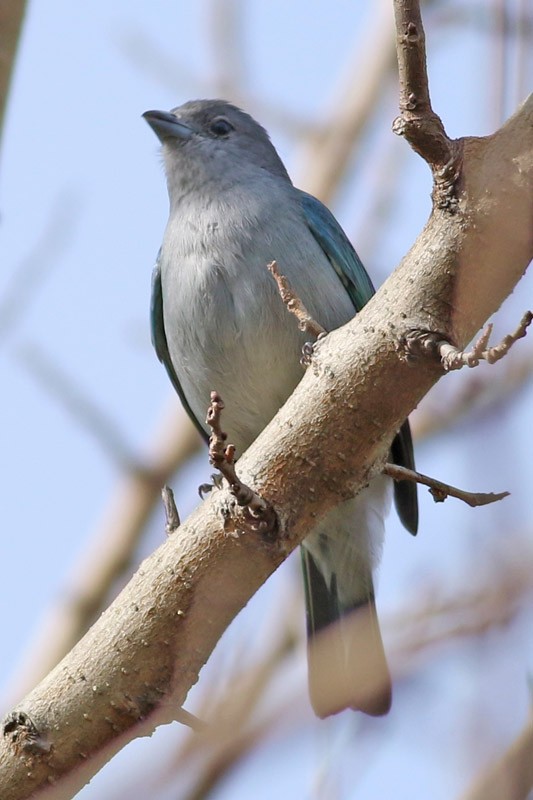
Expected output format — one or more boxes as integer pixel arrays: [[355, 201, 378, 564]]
[[143, 99, 418, 717]]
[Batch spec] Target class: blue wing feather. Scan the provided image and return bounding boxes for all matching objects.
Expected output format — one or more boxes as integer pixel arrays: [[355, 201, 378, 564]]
[[150, 254, 208, 442], [299, 190, 375, 312], [299, 190, 418, 535]]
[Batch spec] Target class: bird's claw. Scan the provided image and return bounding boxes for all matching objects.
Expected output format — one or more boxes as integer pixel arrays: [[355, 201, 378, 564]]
[[198, 472, 225, 498]]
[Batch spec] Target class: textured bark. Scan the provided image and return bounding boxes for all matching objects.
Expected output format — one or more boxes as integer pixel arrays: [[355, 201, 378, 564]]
[[0, 93, 531, 799]]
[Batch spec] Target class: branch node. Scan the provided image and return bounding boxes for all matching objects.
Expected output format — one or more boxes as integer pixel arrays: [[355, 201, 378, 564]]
[[161, 486, 180, 535], [396, 328, 449, 366], [3, 712, 52, 756]]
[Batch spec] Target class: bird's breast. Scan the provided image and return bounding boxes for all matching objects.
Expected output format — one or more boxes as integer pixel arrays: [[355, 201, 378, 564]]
[[160, 218, 304, 452]]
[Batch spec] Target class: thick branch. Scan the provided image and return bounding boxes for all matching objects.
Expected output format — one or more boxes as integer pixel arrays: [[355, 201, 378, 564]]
[[1, 58, 532, 800]]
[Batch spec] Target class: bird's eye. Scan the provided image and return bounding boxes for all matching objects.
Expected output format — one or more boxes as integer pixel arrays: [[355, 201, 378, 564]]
[[209, 117, 234, 137]]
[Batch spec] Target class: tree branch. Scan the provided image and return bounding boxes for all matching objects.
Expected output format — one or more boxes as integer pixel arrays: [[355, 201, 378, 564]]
[[1, 5, 532, 797], [392, 0, 462, 208], [383, 463, 509, 507]]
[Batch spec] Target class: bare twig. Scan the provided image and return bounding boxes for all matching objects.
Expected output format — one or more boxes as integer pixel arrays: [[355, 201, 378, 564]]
[[392, 0, 461, 208], [267, 260, 326, 338], [207, 392, 278, 537], [208, 0, 245, 99], [162, 486, 180, 535], [439, 311, 533, 371], [384, 462, 509, 507]]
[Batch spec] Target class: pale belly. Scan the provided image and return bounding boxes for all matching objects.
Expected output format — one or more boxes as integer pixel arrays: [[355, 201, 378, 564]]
[[162, 255, 307, 454]]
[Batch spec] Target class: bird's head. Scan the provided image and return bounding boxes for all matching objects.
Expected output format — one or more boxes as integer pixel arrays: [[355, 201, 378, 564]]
[[143, 99, 290, 201]]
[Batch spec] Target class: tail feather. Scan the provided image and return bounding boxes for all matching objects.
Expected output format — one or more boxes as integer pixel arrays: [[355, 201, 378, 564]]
[[301, 548, 391, 717]]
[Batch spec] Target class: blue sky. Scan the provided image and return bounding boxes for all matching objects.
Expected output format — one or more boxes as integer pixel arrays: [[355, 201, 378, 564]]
[[1, 2, 532, 798]]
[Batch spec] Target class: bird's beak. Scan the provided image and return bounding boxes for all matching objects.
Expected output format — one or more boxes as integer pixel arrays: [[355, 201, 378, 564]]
[[143, 110, 195, 143]]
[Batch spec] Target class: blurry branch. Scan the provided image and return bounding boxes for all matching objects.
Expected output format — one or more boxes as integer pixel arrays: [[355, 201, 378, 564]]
[[177, 626, 298, 800], [0, 0, 27, 150], [0, 193, 81, 343], [295, 1, 397, 203], [18, 343, 145, 473], [150, 542, 533, 800], [459, 717, 533, 800], [492, 0, 509, 127], [2, 2, 532, 795], [120, 30, 310, 138], [411, 349, 533, 441], [351, 132, 408, 260], [516, 0, 531, 104], [208, 0, 245, 98], [389, 546, 533, 668], [433, 2, 533, 37], [6, 403, 201, 704]]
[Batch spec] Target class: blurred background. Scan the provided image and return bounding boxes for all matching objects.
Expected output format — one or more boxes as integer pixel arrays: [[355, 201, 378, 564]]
[[1, 1, 532, 798]]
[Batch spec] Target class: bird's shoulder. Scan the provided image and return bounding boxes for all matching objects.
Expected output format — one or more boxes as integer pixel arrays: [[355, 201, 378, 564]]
[[297, 190, 375, 312]]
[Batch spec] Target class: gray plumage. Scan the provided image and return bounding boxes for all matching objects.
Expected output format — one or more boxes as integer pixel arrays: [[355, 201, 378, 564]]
[[144, 99, 418, 717]]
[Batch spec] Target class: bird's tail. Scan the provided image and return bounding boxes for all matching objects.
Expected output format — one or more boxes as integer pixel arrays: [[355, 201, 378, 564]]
[[301, 547, 391, 718]]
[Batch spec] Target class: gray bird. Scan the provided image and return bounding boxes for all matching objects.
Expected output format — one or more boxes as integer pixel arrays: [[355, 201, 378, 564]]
[[144, 100, 418, 717]]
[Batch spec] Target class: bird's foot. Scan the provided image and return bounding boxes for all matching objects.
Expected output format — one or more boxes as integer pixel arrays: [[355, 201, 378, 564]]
[[198, 472, 225, 498], [300, 331, 327, 367]]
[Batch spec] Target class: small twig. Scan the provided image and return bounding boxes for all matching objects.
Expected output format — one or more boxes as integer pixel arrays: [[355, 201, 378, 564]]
[[161, 486, 180, 535], [440, 311, 533, 371], [398, 311, 532, 372], [267, 261, 326, 339], [392, 0, 461, 208], [384, 462, 509, 507], [175, 706, 206, 733], [206, 392, 278, 536]]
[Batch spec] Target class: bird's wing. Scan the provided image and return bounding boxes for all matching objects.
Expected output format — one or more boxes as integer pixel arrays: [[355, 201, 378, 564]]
[[299, 190, 375, 310], [150, 253, 208, 442], [299, 190, 418, 535]]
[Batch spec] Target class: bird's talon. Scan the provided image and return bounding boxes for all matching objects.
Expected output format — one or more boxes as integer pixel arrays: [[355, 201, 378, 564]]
[[198, 483, 213, 499], [301, 341, 315, 367]]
